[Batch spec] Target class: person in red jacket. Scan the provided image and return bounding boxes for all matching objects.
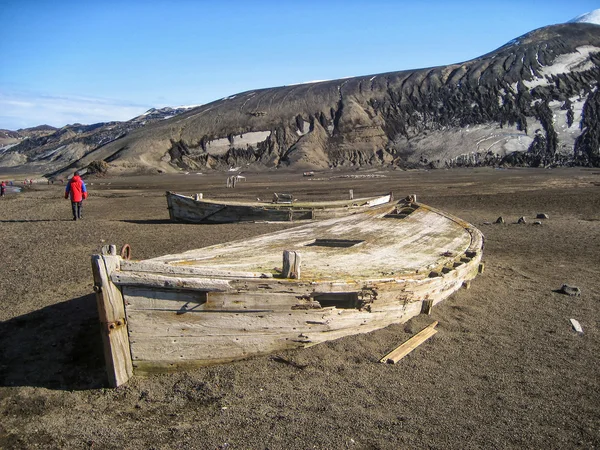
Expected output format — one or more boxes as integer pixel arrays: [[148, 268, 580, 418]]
[[64, 171, 88, 220], [0, 181, 6, 197]]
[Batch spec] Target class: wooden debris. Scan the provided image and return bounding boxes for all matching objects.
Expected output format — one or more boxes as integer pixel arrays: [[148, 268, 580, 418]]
[[282, 250, 301, 279], [495, 216, 504, 224], [517, 216, 527, 224], [570, 319, 583, 333], [273, 193, 293, 204], [380, 321, 439, 364], [536, 213, 549, 219]]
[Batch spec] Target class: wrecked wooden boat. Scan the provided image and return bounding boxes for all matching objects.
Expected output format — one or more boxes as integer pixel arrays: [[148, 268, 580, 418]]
[[165, 191, 394, 223], [92, 197, 484, 386]]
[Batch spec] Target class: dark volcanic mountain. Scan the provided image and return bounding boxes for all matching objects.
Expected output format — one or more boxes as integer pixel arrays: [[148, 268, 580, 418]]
[[2, 22, 600, 176]]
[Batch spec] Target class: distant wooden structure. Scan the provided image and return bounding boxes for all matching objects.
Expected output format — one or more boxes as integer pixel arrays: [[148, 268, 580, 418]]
[[166, 191, 394, 223], [92, 199, 484, 386]]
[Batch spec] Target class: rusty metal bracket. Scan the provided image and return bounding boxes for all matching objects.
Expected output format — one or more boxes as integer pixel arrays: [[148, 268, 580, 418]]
[[120, 244, 132, 260]]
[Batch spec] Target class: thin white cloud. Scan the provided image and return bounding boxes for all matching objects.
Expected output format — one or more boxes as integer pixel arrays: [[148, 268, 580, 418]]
[[0, 90, 153, 130]]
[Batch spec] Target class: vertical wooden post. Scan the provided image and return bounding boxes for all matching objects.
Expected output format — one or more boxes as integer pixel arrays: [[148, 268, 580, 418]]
[[421, 299, 434, 315], [349, 189, 354, 200], [91, 254, 133, 387], [282, 250, 301, 279]]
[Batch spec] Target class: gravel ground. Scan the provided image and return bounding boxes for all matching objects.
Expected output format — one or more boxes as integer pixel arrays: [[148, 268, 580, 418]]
[[0, 167, 599, 449]]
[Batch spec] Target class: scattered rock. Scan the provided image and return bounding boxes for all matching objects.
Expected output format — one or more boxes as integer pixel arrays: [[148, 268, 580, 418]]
[[536, 213, 549, 219], [495, 216, 504, 224], [570, 319, 583, 333], [533, 221, 542, 226], [517, 216, 526, 224], [557, 284, 581, 296]]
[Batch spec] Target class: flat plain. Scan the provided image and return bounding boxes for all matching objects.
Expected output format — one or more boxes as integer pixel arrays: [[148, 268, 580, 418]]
[[0, 167, 598, 449]]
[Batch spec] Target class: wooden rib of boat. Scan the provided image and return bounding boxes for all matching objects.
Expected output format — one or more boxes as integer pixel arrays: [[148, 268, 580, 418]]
[[165, 191, 394, 223], [92, 198, 484, 387]]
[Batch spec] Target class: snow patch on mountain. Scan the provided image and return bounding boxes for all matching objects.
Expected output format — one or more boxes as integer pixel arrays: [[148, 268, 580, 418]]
[[568, 9, 600, 25], [523, 45, 600, 88]]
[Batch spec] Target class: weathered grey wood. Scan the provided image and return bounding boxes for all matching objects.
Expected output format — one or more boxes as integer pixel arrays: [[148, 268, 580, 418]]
[[380, 321, 439, 364], [93, 199, 484, 381], [120, 260, 273, 279], [91, 254, 133, 387], [349, 189, 354, 200], [112, 271, 233, 291], [282, 250, 301, 279], [101, 245, 117, 256], [166, 191, 393, 223], [123, 287, 310, 312]]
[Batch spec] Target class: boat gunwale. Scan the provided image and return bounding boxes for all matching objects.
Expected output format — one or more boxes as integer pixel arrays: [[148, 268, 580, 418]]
[[117, 200, 484, 286]]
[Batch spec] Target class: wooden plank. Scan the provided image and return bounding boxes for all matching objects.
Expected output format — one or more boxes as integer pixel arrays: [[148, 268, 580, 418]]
[[379, 321, 439, 364], [130, 332, 298, 363], [111, 271, 233, 291], [124, 288, 313, 312], [91, 254, 133, 387], [121, 259, 274, 279]]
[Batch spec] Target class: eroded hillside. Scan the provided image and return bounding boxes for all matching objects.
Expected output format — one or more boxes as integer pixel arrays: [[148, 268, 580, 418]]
[[2, 23, 600, 176]]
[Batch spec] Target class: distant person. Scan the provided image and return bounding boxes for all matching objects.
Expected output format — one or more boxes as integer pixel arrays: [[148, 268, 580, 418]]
[[64, 171, 88, 220], [0, 181, 5, 197]]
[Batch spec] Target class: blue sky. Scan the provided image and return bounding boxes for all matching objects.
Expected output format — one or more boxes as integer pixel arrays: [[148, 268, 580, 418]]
[[0, 0, 598, 130]]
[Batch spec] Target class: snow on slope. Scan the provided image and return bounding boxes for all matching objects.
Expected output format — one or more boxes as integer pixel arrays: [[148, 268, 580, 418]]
[[568, 9, 600, 25]]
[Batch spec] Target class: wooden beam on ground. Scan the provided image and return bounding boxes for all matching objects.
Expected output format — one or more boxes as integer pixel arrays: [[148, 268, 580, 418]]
[[91, 254, 133, 387], [380, 321, 439, 364]]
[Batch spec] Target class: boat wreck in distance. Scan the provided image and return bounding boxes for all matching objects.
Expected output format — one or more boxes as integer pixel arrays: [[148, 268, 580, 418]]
[[166, 191, 394, 223], [92, 198, 484, 386]]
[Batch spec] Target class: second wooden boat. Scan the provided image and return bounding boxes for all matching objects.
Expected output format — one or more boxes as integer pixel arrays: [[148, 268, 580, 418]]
[[166, 191, 394, 223]]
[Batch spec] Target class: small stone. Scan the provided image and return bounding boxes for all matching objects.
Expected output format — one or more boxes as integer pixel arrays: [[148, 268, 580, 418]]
[[536, 213, 549, 219], [517, 216, 526, 224], [558, 284, 581, 297], [495, 216, 504, 224], [533, 221, 542, 225]]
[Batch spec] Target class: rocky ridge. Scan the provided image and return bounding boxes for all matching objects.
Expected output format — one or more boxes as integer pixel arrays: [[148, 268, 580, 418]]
[[0, 107, 196, 176]]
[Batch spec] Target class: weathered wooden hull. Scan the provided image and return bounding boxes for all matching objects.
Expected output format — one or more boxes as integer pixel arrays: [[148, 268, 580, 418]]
[[166, 191, 394, 223], [92, 200, 484, 386]]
